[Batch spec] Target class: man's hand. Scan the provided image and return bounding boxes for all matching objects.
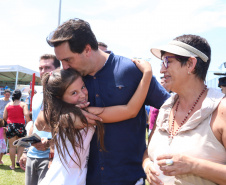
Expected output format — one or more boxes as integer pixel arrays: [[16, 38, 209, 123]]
[[19, 153, 27, 171], [32, 137, 50, 151]]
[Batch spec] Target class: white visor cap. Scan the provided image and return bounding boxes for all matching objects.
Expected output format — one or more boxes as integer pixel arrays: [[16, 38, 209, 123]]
[[151, 40, 208, 62]]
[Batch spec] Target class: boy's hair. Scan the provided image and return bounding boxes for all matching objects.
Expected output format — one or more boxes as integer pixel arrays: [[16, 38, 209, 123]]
[[42, 68, 105, 167], [98, 42, 108, 48], [4, 89, 11, 94], [40, 54, 61, 69]]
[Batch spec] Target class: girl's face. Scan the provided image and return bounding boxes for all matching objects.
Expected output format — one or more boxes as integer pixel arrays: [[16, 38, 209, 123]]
[[62, 77, 88, 105]]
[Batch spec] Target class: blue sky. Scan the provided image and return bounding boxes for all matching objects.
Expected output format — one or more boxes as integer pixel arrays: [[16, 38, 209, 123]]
[[1, 0, 226, 81]]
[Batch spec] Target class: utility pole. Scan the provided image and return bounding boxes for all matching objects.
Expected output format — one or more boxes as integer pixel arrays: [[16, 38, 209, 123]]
[[58, 0, 62, 26]]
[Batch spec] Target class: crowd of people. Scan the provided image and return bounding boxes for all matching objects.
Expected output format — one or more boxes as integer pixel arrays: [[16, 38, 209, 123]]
[[0, 18, 226, 185]]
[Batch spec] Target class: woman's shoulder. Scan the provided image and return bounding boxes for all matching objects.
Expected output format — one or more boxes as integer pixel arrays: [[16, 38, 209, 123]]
[[5, 101, 13, 107], [216, 97, 226, 147], [217, 97, 226, 113], [19, 101, 27, 107], [213, 97, 226, 138]]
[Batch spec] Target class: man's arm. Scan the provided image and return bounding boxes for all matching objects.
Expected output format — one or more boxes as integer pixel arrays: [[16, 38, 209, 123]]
[[28, 123, 33, 136], [35, 110, 51, 132], [3, 103, 8, 121], [19, 151, 27, 171], [145, 76, 170, 109]]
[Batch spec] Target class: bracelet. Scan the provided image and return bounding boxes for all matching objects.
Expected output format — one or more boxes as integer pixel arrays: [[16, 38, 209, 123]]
[[143, 160, 153, 172], [49, 152, 54, 159]]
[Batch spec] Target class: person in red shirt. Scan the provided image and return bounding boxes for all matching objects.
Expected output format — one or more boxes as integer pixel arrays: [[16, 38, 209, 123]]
[[3, 89, 30, 170]]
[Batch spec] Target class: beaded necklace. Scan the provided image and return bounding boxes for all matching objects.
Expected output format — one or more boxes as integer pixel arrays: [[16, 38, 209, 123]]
[[168, 85, 207, 145]]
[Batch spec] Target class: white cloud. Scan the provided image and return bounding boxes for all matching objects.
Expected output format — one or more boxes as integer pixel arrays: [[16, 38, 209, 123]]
[[0, 0, 226, 75]]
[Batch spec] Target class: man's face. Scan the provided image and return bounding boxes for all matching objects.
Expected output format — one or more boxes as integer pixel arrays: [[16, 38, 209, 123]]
[[160, 78, 165, 86], [54, 42, 92, 76], [220, 86, 226, 95], [160, 77, 170, 92], [39, 59, 56, 78], [4, 92, 10, 100]]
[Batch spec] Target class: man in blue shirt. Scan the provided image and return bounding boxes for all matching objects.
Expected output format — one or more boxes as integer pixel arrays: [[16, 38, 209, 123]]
[[47, 18, 170, 185]]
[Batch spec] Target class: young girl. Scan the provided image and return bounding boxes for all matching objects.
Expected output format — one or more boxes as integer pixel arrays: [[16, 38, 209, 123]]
[[0, 118, 6, 165], [39, 60, 152, 185]]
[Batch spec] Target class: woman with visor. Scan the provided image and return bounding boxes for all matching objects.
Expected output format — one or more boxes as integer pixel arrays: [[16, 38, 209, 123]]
[[142, 34, 226, 185]]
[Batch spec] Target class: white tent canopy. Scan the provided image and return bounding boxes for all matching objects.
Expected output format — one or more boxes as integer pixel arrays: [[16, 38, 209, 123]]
[[0, 65, 41, 89]]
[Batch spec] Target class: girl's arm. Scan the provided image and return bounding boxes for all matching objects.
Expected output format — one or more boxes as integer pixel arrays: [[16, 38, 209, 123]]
[[87, 59, 152, 123], [3, 127, 6, 140], [22, 103, 30, 123]]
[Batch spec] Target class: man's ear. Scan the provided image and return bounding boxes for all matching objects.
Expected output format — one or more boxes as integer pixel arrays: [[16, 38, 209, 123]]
[[187, 57, 197, 73], [84, 44, 92, 57]]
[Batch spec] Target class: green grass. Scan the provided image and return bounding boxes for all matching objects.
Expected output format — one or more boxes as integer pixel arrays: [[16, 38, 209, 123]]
[[0, 132, 150, 185], [0, 155, 149, 185], [0, 154, 25, 185]]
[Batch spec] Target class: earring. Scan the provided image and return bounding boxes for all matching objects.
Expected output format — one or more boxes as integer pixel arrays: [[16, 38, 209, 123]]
[[188, 71, 191, 75]]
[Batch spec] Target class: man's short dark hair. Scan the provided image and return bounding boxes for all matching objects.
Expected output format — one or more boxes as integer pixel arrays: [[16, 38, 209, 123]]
[[98, 42, 108, 48], [39, 54, 60, 69], [47, 18, 98, 53], [4, 89, 11, 94]]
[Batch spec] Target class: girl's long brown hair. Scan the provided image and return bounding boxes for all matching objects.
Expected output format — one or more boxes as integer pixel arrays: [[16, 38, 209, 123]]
[[42, 68, 105, 168]]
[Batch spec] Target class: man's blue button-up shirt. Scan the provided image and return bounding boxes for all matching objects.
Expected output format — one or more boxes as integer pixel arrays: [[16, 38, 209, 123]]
[[85, 53, 170, 185]]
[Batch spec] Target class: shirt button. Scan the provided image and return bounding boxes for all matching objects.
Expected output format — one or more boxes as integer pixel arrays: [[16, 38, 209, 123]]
[[96, 94, 99, 97], [99, 149, 102, 152], [93, 77, 96, 79], [101, 167, 104, 170]]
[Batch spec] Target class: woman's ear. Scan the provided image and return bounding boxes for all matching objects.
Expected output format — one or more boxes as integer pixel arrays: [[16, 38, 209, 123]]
[[187, 57, 197, 74]]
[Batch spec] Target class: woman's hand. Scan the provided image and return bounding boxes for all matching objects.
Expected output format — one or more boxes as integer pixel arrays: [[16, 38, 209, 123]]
[[157, 154, 194, 176], [131, 59, 152, 75], [143, 159, 163, 185]]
